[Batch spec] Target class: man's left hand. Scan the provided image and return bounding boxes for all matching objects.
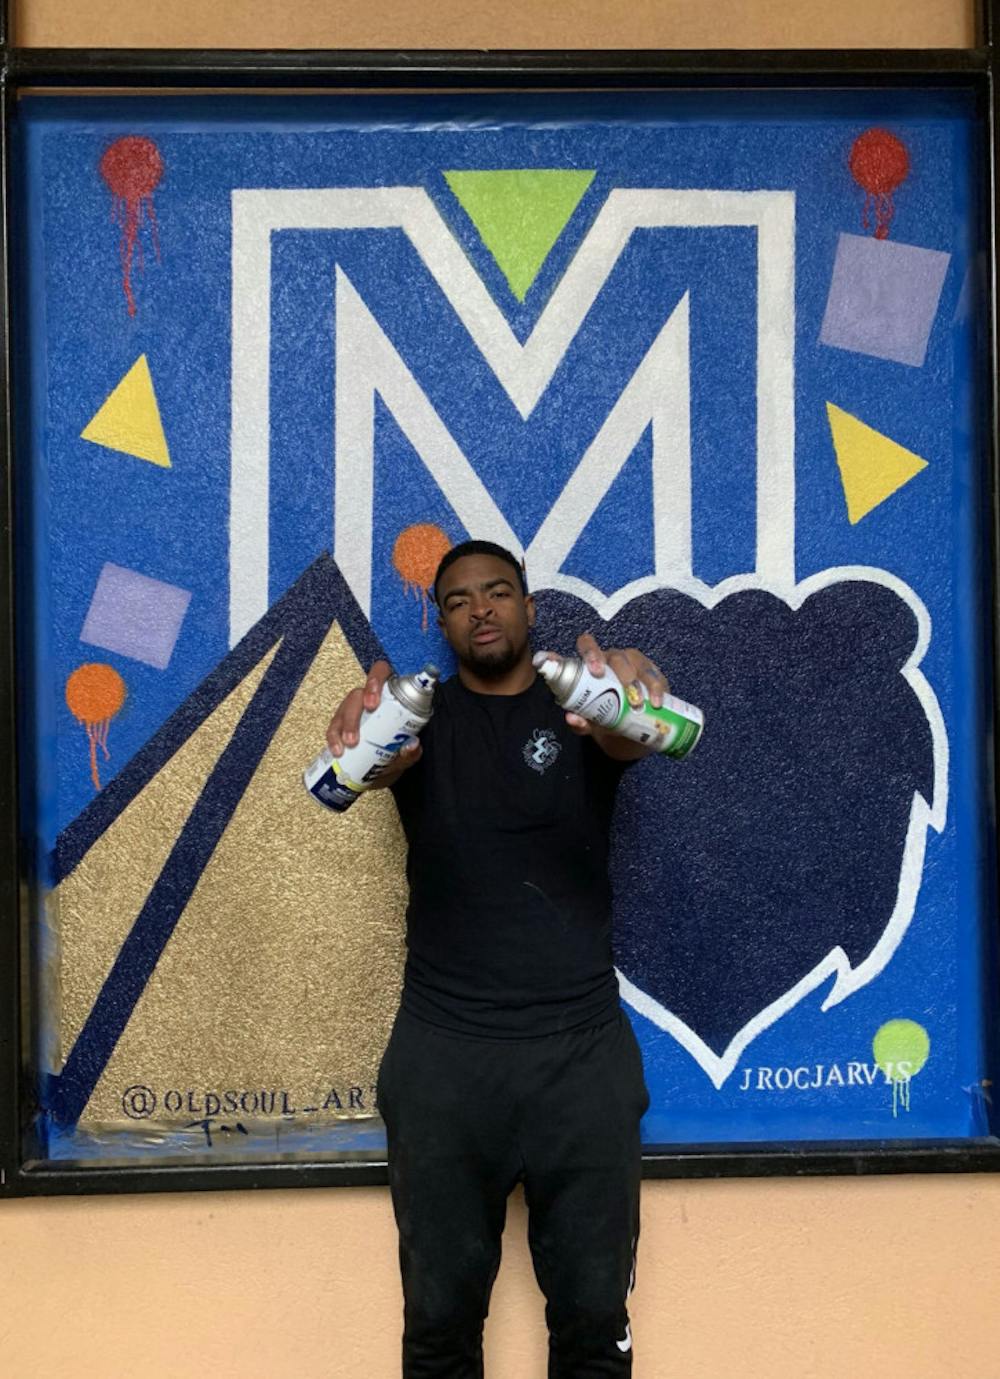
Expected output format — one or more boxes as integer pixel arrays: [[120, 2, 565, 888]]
[[547, 634, 671, 758]]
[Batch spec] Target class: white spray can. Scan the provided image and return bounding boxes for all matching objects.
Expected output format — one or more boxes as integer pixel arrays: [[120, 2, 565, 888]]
[[303, 664, 439, 812], [533, 653, 703, 758]]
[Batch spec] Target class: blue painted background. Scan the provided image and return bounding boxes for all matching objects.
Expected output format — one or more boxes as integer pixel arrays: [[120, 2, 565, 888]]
[[17, 90, 996, 1153]]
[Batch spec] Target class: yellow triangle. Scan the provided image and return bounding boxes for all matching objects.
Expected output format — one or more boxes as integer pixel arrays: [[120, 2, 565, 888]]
[[81, 354, 171, 468], [827, 402, 928, 524]]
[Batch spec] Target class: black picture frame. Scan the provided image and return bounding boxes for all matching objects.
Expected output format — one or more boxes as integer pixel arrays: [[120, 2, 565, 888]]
[[3, 3, 1000, 1197]]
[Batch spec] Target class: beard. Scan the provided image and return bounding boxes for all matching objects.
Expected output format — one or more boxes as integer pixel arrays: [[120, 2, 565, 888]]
[[460, 637, 524, 680]]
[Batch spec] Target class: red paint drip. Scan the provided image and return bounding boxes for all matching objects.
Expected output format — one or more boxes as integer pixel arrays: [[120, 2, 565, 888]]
[[99, 136, 164, 316], [849, 128, 910, 241]]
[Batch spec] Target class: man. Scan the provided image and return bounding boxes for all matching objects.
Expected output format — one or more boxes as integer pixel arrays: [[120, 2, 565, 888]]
[[325, 540, 669, 1378]]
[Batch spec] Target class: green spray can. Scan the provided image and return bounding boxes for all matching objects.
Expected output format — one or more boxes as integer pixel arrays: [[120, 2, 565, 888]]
[[533, 653, 703, 759]]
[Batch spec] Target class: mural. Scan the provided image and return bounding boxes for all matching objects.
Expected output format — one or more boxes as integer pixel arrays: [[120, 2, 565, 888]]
[[16, 90, 994, 1164]]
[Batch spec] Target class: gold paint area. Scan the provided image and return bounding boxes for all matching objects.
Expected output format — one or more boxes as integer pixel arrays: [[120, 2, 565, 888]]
[[51, 641, 282, 1068], [72, 621, 408, 1135]]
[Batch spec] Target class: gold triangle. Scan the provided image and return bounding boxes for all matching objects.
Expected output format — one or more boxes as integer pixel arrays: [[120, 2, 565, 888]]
[[54, 640, 282, 1066], [81, 355, 171, 468], [73, 622, 408, 1133], [827, 402, 928, 524]]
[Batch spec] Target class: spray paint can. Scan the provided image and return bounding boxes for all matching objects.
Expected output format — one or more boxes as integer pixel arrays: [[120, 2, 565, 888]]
[[303, 664, 439, 812], [533, 653, 703, 759]]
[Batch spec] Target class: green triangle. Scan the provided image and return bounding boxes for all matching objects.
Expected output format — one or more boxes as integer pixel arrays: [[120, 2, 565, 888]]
[[443, 169, 596, 302]]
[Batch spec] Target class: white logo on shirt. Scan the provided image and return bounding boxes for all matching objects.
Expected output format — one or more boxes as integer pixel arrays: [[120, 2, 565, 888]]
[[523, 727, 562, 774], [616, 1323, 633, 1353]]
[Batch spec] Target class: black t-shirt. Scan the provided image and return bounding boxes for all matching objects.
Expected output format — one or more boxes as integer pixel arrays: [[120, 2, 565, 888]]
[[390, 673, 628, 1037]]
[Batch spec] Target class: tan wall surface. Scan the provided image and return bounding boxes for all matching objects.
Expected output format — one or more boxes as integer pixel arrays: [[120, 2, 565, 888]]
[[5, 2, 998, 1378], [14, 0, 975, 52], [2, 1176, 1000, 1378]]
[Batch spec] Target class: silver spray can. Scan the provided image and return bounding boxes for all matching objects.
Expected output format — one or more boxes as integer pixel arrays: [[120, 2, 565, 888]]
[[303, 664, 439, 812], [533, 653, 703, 759]]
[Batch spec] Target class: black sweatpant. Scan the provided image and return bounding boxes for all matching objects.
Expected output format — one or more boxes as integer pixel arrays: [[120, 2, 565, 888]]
[[376, 1006, 650, 1378]]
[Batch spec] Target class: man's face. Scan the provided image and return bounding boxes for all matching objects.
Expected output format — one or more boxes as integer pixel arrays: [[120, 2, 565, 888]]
[[436, 553, 536, 679]]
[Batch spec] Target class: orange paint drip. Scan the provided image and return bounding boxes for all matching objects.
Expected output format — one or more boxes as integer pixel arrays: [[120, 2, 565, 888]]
[[84, 720, 112, 791], [400, 578, 433, 632], [66, 663, 127, 792], [392, 524, 452, 631]]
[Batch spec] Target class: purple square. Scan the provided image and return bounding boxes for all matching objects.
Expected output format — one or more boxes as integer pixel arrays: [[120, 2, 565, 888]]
[[81, 562, 192, 670], [819, 233, 951, 367]]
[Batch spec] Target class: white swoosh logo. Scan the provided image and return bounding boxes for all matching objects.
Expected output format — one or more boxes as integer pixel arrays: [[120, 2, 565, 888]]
[[616, 1323, 633, 1354]]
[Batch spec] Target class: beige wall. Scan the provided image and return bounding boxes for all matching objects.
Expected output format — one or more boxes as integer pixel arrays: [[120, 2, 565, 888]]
[[3, 1174, 999, 1378], [12, 0, 976, 51], [5, 2, 998, 1377]]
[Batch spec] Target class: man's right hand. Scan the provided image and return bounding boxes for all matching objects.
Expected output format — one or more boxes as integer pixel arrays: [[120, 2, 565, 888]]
[[324, 660, 423, 788]]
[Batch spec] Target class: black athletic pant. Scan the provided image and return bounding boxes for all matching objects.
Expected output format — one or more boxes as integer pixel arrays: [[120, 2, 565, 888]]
[[377, 1007, 650, 1378]]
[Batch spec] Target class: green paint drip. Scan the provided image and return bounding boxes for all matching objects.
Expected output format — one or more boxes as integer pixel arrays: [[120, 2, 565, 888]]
[[443, 169, 596, 302], [872, 1019, 930, 1118]]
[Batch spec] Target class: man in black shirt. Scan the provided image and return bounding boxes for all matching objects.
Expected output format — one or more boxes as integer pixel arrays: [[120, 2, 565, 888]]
[[326, 540, 669, 1378]]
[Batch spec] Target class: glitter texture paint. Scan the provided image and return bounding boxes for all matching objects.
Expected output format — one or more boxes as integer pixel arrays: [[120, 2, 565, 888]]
[[17, 90, 994, 1164], [77, 622, 407, 1136]]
